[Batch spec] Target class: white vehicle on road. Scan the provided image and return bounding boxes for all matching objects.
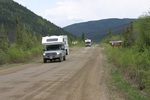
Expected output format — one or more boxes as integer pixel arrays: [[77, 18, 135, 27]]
[[85, 38, 91, 47], [42, 35, 69, 63]]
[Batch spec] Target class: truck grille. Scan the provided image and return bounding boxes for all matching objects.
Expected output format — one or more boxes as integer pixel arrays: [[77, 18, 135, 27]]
[[46, 53, 57, 56]]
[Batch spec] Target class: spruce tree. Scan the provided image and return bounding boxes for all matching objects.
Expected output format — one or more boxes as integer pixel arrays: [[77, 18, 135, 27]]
[[22, 25, 28, 50], [0, 24, 5, 50], [129, 21, 134, 47], [33, 32, 38, 47], [122, 27, 126, 38], [81, 32, 85, 42], [27, 31, 33, 49], [0, 24, 9, 52], [108, 27, 113, 38], [15, 15, 22, 47]]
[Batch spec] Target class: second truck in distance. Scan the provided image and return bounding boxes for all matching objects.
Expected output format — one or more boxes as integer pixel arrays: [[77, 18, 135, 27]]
[[85, 38, 91, 47]]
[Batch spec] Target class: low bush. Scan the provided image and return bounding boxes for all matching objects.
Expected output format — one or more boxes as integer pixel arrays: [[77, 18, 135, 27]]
[[0, 49, 6, 64], [103, 44, 150, 94], [8, 48, 25, 63], [0, 45, 43, 65], [111, 68, 149, 100]]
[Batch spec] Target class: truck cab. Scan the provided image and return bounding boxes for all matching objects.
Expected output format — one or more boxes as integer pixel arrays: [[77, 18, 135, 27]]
[[85, 38, 91, 47], [42, 35, 69, 63]]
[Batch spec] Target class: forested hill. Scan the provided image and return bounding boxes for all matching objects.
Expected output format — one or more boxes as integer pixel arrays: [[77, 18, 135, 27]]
[[64, 18, 136, 42], [0, 0, 71, 42]]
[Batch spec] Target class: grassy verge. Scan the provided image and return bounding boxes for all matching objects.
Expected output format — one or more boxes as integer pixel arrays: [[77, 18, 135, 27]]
[[75, 41, 85, 47], [0, 56, 42, 70], [101, 44, 150, 100], [110, 67, 149, 100], [0, 45, 77, 70]]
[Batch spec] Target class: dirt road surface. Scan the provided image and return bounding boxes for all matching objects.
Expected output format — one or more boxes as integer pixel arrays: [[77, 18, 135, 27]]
[[0, 45, 109, 100]]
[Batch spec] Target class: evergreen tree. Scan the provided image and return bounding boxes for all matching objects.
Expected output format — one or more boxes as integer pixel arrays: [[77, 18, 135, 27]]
[[135, 15, 150, 51], [21, 25, 28, 50], [129, 21, 134, 47], [33, 32, 38, 47], [108, 27, 114, 38], [81, 32, 85, 42], [119, 33, 122, 40], [27, 30, 33, 49], [123, 27, 130, 48], [0, 24, 9, 52], [39, 34, 42, 44], [123, 21, 135, 48], [69, 34, 75, 43], [15, 15, 22, 47], [122, 27, 126, 38]]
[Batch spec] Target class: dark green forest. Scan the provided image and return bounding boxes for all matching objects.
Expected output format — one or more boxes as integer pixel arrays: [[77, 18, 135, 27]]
[[0, 0, 81, 65], [101, 12, 150, 98], [0, 0, 73, 42]]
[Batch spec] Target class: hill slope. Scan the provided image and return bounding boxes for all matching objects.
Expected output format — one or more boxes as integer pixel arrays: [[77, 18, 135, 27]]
[[64, 18, 136, 42], [0, 0, 72, 42]]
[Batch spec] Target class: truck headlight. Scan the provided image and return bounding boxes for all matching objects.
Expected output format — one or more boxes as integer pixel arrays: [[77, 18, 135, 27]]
[[43, 53, 46, 56], [57, 53, 61, 55]]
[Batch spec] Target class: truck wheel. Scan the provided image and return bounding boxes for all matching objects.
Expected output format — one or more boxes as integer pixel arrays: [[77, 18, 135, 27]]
[[66, 50, 68, 55], [43, 58, 47, 63], [59, 57, 62, 62], [63, 55, 66, 61]]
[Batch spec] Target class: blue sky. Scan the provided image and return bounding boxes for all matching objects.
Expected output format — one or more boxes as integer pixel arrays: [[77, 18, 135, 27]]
[[13, 0, 150, 27]]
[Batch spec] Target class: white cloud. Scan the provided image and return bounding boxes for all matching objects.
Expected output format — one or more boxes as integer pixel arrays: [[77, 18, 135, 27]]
[[39, 0, 150, 27]]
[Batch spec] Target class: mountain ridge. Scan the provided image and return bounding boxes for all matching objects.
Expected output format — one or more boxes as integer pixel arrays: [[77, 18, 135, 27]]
[[0, 0, 73, 42], [64, 18, 136, 42]]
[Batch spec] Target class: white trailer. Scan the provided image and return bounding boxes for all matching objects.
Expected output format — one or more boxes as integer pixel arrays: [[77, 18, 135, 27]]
[[42, 35, 69, 55], [42, 35, 69, 63], [85, 38, 91, 47]]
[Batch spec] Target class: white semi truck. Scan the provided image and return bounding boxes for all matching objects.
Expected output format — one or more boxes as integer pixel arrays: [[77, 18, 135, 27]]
[[42, 35, 69, 63], [85, 38, 91, 47]]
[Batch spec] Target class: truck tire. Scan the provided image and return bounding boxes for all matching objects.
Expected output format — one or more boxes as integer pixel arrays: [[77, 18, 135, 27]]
[[63, 55, 66, 61], [66, 49, 68, 55], [43, 58, 47, 63], [59, 57, 62, 62]]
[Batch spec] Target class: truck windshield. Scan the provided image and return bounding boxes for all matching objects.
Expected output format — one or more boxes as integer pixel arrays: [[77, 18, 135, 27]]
[[47, 45, 61, 51], [86, 42, 91, 44]]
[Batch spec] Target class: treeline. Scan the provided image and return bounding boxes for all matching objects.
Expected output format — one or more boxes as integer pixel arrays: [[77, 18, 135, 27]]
[[0, 0, 74, 42], [102, 12, 150, 95], [0, 16, 43, 65], [0, 0, 83, 65], [0, 14, 84, 65]]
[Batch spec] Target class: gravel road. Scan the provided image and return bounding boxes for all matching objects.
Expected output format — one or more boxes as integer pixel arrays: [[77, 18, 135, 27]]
[[0, 45, 109, 100]]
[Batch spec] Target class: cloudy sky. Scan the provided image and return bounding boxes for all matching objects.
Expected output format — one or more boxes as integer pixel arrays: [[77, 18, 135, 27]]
[[13, 0, 150, 27]]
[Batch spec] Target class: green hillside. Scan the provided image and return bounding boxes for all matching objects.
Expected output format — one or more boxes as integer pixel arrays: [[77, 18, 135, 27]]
[[64, 18, 136, 42], [0, 0, 72, 42], [0, 0, 79, 65]]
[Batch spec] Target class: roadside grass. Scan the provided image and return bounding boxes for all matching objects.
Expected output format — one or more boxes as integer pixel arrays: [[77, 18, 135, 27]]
[[111, 67, 149, 100], [101, 44, 150, 100], [0, 56, 42, 70], [0, 45, 77, 70], [75, 42, 85, 47]]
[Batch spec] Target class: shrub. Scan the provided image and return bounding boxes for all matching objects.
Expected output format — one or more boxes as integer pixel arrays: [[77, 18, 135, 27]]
[[103, 44, 150, 93], [0, 49, 6, 64], [7, 48, 25, 63]]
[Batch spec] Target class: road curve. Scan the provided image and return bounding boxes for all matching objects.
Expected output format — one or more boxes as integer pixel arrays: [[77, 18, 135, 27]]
[[0, 45, 109, 100]]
